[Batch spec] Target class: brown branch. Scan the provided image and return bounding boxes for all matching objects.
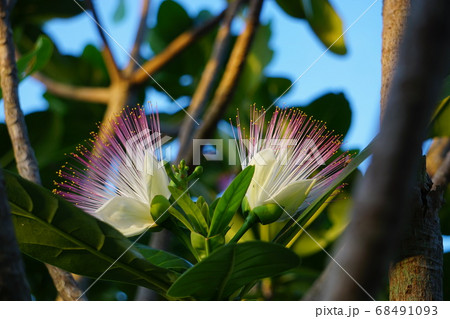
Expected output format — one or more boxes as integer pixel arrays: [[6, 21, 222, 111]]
[[304, 0, 450, 300], [124, 0, 151, 75], [181, 0, 263, 165], [130, 10, 226, 85], [176, 0, 243, 162], [33, 72, 110, 104], [0, 168, 30, 300], [0, 0, 86, 301], [86, 0, 121, 81]]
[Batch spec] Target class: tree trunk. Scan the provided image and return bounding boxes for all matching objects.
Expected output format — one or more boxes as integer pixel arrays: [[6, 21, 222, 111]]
[[383, 0, 445, 300], [380, 0, 410, 120]]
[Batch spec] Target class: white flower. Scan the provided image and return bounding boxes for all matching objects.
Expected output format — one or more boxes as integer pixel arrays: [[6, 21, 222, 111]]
[[54, 106, 170, 236], [234, 106, 350, 216]]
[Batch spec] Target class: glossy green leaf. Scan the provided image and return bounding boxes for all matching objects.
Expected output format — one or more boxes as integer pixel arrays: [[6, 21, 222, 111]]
[[135, 243, 192, 273], [196, 196, 210, 225], [148, 0, 192, 54], [274, 139, 373, 245], [209, 166, 255, 236], [16, 35, 53, 80], [11, 0, 84, 25], [300, 92, 352, 137], [3, 169, 176, 295], [429, 96, 450, 137], [275, 0, 306, 19], [302, 0, 347, 55], [167, 242, 300, 300], [191, 232, 208, 260], [168, 186, 208, 236], [190, 231, 225, 260], [293, 195, 352, 256]]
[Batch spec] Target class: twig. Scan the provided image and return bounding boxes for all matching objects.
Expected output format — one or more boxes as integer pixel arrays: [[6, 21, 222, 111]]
[[0, 168, 30, 300], [181, 0, 263, 165], [86, 0, 121, 81], [33, 72, 110, 104], [304, 0, 450, 300], [0, 0, 86, 301], [176, 0, 243, 162], [130, 10, 226, 84], [124, 0, 151, 75]]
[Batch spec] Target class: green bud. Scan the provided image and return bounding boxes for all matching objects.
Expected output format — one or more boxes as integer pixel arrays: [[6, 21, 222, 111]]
[[150, 195, 171, 224], [252, 203, 283, 225]]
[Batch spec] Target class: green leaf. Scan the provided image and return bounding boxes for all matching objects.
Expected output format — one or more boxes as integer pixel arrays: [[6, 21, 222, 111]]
[[274, 140, 373, 245], [429, 96, 450, 137], [196, 196, 210, 225], [300, 92, 352, 137], [16, 35, 53, 80], [135, 243, 192, 273], [148, 0, 192, 53], [113, 0, 126, 23], [275, 0, 306, 19], [292, 194, 352, 256], [11, 0, 84, 25], [302, 0, 347, 55], [3, 169, 176, 295], [168, 186, 208, 236], [209, 166, 255, 236], [167, 242, 300, 300]]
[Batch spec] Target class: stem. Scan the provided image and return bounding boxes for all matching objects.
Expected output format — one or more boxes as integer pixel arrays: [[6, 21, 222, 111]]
[[229, 213, 258, 244]]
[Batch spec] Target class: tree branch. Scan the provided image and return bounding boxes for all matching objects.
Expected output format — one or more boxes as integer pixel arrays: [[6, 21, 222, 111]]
[[176, 0, 243, 162], [33, 72, 110, 104], [0, 0, 86, 301], [130, 10, 226, 85], [182, 0, 263, 165], [86, 0, 121, 81], [124, 0, 151, 75], [304, 0, 450, 300]]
